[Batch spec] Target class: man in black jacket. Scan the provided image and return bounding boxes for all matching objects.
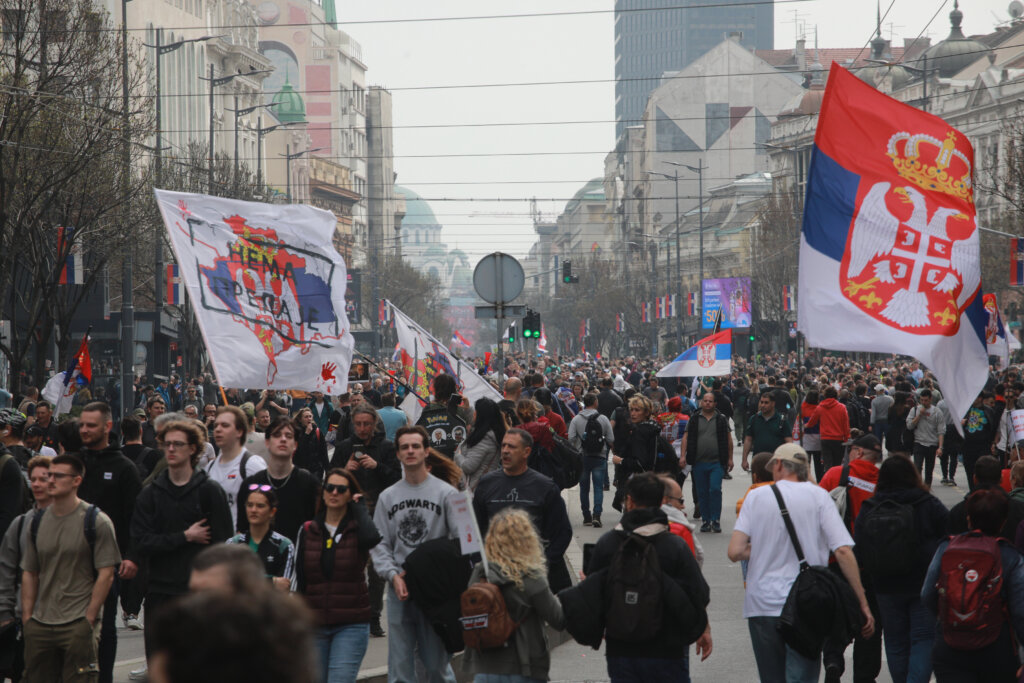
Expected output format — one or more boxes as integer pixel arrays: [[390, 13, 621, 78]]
[[77, 401, 142, 683], [587, 472, 712, 681], [131, 418, 232, 665], [949, 455, 1024, 541], [330, 404, 400, 636], [597, 378, 623, 418]]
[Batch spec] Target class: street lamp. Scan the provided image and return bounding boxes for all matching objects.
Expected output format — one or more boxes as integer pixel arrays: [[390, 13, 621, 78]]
[[120, 0, 134, 416], [143, 31, 219, 310], [280, 145, 325, 202], [666, 159, 704, 328], [256, 117, 303, 187], [228, 100, 274, 179], [200, 64, 272, 192], [649, 169, 681, 350]]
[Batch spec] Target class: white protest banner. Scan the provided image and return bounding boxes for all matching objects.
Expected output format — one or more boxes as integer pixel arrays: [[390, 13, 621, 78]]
[[448, 491, 483, 557], [154, 190, 354, 392], [1012, 410, 1024, 443]]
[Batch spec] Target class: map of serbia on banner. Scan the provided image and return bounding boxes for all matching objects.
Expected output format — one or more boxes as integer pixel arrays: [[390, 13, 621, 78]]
[[154, 190, 354, 393], [798, 64, 987, 425]]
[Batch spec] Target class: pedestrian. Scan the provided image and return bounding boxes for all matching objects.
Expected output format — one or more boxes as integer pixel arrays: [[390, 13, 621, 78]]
[[587, 472, 711, 682], [741, 392, 793, 473], [948, 456, 1024, 542], [680, 392, 732, 534], [131, 419, 233, 675], [462, 508, 566, 682], [798, 390, 824, 482], [886, 392, 916, 458], [961, 393, 997, 491], [455, 397, 506, 491], [377, 393, 408, 443], [141, 396, 166, 450], [732, 378, 751, 445], [370, 426, 459, 683], [923, 488, 1024, 682], [294, 468, 382, 683], [855, 455, 948, 683], [20, 455, 121, 683], [0, 456, 51, 683], [728, 444, 874, 683], [611, 396, 677, 508], [188, 543, 269, 595], [208, 406, 268, 528], [906, 389, 944, 487], [227, 486, 295, 592], [415, 374, 469, 459], [515, 399, 555, 454], [870, 384, 894, 443], [236, 415, 321, 544], [659, 474, 703, 567], [568, 393, 614, 527], [805, 386, 851, 472]]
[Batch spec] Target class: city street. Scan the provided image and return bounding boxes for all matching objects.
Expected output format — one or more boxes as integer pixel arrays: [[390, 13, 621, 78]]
[[109, 446, 969, 683]]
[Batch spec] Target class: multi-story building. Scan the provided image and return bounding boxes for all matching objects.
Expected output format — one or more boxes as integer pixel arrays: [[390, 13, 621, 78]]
[[367, 87, 404, 260], [615, 0, 773, 139]]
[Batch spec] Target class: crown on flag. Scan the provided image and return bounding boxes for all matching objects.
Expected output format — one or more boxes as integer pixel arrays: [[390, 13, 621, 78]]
[[887, 130, 972, 204]]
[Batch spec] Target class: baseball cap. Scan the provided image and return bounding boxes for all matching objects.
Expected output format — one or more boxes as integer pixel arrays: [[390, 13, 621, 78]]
[[874, 384, 886, 393], [852, 434, 883, 454], [768, 443, 809, 467]]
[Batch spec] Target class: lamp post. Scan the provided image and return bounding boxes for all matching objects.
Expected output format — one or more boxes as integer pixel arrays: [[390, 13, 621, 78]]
[[200, 64, 271, 192], [229, 99, 274, 180], [255, 117, 302, 188], [668, 160, 704, 320], [120, 0, 134, 416], [281, 145, 325, 202], [143, 31, 217, 311], [649, 168, 681, 351]]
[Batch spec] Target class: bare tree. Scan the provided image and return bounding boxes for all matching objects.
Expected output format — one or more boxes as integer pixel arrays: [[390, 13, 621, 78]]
[[751, 190, 800, 352]]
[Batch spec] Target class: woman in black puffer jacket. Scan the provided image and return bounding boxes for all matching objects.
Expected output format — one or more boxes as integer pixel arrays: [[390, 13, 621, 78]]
[[854, 456, 948, 683], [611, 396, 677, 510]]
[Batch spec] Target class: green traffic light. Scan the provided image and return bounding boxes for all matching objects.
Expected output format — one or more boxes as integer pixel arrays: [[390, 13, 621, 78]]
[[749, 335, 755, 341]]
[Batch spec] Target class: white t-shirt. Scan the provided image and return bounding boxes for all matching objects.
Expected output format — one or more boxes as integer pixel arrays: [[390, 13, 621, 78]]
[[734, 479, 853, 618], [206, 448, 267, 528]]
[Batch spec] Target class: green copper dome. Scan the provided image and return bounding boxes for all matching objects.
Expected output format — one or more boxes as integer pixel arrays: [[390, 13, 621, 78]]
[[271, 73, 305, 123]]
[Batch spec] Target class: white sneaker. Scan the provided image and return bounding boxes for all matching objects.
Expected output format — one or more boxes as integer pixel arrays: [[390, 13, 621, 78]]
[[129, 664, 147, 680], [124, 614, 143, 631]]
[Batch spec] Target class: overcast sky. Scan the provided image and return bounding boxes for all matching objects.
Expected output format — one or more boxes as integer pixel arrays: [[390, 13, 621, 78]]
[[339, 0, 1017, 262]]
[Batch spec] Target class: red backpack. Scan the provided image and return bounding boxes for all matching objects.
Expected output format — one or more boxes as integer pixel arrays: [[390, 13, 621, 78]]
[[936, 532, 1007, 650]]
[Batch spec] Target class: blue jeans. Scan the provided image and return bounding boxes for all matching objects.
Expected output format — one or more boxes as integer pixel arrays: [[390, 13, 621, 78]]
[[872, 421, 888, 442], [607, 654, 689, 682], [692, 461, 723, 523], [579, 455, 607, 518], [385, 584, 456, 683], [315, 623, 369, 683], [876, 593, 935, 683], [748, 616, 820, 683]]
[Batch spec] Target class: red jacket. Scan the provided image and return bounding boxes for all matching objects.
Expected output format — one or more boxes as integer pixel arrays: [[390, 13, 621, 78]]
[[819, 458, 879, 530], [807, 398, 851, 441]]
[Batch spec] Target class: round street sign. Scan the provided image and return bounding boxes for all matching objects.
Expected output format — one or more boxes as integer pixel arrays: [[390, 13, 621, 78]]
[[473, 252, 524, 305]]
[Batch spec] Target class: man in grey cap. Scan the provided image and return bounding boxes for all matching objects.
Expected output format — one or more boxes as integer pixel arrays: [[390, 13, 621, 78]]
[[728, 443, 874, 683]]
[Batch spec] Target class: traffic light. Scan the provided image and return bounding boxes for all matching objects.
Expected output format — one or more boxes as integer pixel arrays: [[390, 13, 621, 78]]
[[748, 326, 755, 342], [507, 322, 517, 344], [522, 309, 541, 339], [561, 260, 578, 284]]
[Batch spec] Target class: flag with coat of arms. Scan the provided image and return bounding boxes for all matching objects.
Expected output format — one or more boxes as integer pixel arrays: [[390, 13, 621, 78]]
[[615, 313, 625, 333], [782, 285, 794, 312], [42, 332, 92, 417], [656, 329, 731, 378], [686, 293, 697, 316], [798, 64, 986, 428]]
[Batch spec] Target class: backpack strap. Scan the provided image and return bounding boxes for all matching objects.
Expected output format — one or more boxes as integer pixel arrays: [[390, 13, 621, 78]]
[[770, 484, 809, 570], [29, 508, 45, 553], [240, 452, 251, 480], [84, 504, 99, 554]]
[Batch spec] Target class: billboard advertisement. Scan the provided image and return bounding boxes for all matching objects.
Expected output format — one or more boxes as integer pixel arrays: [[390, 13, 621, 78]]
[[702, 277, 752, 329]]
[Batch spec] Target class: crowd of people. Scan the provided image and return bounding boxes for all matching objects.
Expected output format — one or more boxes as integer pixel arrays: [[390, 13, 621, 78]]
[[3, 349, 1024, 682]]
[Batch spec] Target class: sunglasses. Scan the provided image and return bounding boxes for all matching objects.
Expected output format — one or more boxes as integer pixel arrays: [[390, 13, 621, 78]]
[[323, 483, 349, 495], [248, 484, 272, 492]]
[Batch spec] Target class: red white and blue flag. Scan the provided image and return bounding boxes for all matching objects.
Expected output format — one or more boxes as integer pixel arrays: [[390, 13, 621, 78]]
[[166, 264, 181, 305], [686, 292, 697, 316], [41, 332, 92, 416], [1011, 238, 1024, 286], [451, 330, 471, 348], [615, 313, 625, 333], [641, 301, 650, 323], [656, 329, 731, 378], [782, 285, 794, 312], [798, 64, 986, 426], [57, 227, 83, 285], [983, 293, 1012, 369], [667, 294, 677, 318], [538, 324, 547, 353]]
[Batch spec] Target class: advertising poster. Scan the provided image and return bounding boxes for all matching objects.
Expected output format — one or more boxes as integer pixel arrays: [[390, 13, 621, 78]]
[[702, 277, 752, 329]]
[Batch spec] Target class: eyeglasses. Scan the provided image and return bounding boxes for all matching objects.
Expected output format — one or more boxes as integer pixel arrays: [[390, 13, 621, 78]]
[[248, 484, 272, 492], [323, 483, 349, 495], [163, 440, 189, 449]]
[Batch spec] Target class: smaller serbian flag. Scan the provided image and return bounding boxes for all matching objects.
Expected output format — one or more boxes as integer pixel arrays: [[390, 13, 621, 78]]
[[451, 331, 471, 348], [166, 264, 181, 305], [686, 292, 697, 316], [615, 313, 625, 333], [1012, 238, 1024, 286], [656, 329, 732, 378], [58, 227, 84, 285], [654, 297, 662, 320], [641, 301, 651, 323], [782, 285, 794, 312], [538, 324, 547, 353], [667, 294, 677, 318], [391, 342, 401, 362], [379, 300, 394, 326]]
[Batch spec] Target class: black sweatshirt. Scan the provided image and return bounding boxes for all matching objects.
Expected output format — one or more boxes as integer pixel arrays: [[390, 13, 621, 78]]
[[78, 445, 143, 562], [236, 467, 321, 543]]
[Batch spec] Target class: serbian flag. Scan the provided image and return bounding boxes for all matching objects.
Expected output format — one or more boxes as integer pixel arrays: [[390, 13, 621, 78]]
[[390, 342, 401, 362], [538, 324, 547, 353], [615, 313, 625, 333], [641, 301, 650, 323], [41, 332, 92, 417], [983, 294, 1011, 369], [1011, 238, 1024, 286], [57, 227, 84, 285], [166, 264, 181, 305], [451, 331, 471, 348], [798, 64, 986, 427], [656, 329, 731, 378], [782, 285, 794, 312], [686, 292, 697, 316], [667, 294, 677, 318]]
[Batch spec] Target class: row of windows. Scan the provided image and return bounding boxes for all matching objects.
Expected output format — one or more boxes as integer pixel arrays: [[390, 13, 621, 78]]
[[340, 84, 366, 115]]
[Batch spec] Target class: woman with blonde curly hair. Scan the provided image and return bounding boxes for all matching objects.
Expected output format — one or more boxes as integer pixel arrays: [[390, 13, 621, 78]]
[[463, 508, 565, 682]]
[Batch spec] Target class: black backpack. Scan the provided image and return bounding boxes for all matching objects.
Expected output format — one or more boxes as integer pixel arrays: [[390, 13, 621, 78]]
[[857, 498, 919, 578], [0, 453, 32, 514], [581, 414, 606, 455], [31, 505, 100, 576], [605, 533, 663, 642]]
